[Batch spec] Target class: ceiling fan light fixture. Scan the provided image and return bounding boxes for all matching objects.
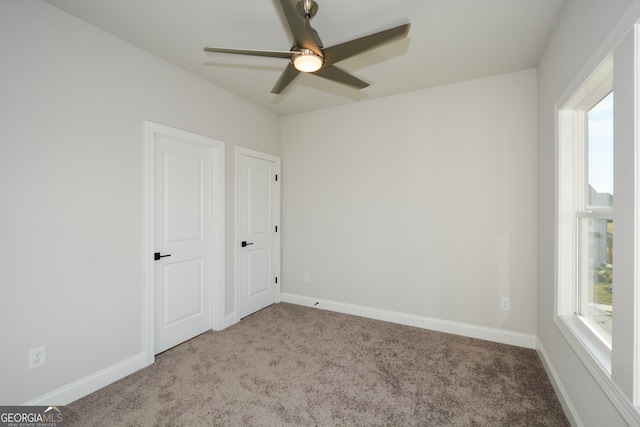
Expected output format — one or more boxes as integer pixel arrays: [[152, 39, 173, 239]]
[[293, 49, 323, 73]]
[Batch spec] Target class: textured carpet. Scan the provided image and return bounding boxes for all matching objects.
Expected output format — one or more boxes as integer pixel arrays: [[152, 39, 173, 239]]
[[65, 303, 569, 426]]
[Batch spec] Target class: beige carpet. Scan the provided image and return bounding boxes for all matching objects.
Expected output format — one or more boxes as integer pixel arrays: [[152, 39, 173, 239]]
[[65, 303, 569, 426]]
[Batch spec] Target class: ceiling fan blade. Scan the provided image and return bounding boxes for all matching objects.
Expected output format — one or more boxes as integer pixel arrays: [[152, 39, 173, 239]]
[[322, 23, 410, 66], [278, 0, 323, 52], [203, 47, 293, 59], [314, 65, 369, 90], [271, 63, 300, 94]]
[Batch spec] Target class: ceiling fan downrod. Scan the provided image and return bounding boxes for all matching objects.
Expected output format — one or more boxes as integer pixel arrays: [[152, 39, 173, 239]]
[[297, 0, 318, 19]]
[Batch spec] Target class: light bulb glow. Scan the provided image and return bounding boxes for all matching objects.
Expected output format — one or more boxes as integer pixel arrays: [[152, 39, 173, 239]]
[[293, 50, 323, 72]]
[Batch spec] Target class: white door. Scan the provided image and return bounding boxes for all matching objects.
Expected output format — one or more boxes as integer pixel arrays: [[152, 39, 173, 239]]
[[237, 147, 280, 319], [150, 124, 224, 355]]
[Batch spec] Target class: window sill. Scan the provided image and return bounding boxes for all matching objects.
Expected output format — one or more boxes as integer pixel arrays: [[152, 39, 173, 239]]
[[554, 314, 640, 425], [555, 314, 611, 375]]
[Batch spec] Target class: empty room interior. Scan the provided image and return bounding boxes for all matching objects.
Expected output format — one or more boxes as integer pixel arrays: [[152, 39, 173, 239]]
[[2, 0, 640, 425]]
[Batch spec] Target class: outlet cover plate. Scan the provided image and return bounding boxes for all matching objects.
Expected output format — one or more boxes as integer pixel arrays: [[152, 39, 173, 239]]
[[29, 346, 46, 369]]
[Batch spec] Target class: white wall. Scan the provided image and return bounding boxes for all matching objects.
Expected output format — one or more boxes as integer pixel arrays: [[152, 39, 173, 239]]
[[281, 69, 538, 336], [0, 0, 280, 405], [537, 0, 637, 425]]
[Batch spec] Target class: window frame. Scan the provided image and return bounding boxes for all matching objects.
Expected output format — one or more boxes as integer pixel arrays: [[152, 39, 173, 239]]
[[555, 55, 614, 374]]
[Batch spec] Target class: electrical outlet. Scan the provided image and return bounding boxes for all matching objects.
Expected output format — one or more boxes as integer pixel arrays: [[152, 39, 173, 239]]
[[500, 297, 511, 311], [304, 273, 311, 283], [29, 346, 46, 369]]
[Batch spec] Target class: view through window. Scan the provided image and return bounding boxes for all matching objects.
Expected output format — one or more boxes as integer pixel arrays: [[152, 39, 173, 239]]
[[578, 91, 614, 345]]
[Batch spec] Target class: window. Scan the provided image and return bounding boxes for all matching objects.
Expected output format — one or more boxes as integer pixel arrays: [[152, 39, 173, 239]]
[[556, 16, 640, 419], [556, 56, 614, 370]]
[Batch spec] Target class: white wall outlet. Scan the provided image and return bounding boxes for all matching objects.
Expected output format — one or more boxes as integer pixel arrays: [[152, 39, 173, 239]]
[[500, 297, 511, 311], [304, 273, 311, 283], [29, 346, 46, 369]]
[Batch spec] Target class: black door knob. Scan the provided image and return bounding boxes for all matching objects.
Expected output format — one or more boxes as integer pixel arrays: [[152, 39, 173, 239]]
[[154, 252, 172, 261], [241, 241, 254, 247]]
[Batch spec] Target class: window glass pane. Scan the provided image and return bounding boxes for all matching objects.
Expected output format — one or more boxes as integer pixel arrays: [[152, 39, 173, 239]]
[[578, 218, 613, 344], [587, 91, 614, 208]]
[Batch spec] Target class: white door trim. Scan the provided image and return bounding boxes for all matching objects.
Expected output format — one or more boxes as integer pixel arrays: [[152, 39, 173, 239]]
[[234, 146, 281, 321], [144, 121, 225, 366]]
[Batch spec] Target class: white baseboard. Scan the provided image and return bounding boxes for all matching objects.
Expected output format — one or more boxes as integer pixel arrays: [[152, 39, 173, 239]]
[[224, 312, 237, 329], [536, 339, 582, 427], [23, 353, 148, 406], [280, 293, 537, 349]]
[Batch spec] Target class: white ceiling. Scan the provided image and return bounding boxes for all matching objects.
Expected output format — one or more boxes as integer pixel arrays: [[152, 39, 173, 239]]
[[44, 0, 567, 116]]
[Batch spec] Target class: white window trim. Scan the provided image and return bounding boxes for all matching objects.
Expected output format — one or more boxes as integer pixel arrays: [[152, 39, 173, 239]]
[[553, 5, 640, 423], [634, 20, 640, 411], [555, 58, 614, 374]]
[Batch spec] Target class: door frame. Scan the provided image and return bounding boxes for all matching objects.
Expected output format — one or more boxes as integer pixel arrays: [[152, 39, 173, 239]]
[[234, 146, 281, 322], [143, 121, 225, 366]]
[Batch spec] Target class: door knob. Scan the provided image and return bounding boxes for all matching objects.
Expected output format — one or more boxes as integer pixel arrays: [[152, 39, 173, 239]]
[[241, 241, 254, 247], [154, 252, 172, 261]]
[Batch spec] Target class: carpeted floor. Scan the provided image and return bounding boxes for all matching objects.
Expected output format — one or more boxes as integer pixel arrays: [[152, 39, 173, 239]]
[[65, 303, 569, 426]]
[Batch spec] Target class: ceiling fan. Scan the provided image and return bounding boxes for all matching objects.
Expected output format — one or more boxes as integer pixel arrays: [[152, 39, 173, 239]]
[[203, 0, 410, 94]]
